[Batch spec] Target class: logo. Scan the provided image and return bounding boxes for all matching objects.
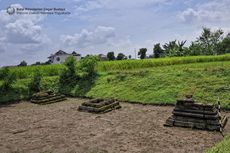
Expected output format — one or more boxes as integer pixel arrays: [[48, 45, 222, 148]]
[[6, 6, 15, 15]]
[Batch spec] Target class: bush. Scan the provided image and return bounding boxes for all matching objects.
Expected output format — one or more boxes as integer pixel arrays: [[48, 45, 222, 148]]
[[80, 55, 98, 78], [59, 56, 79, 93], [28, 70, 42, 95], [0, 67, 10, 80], [0, 68, 16, 93]]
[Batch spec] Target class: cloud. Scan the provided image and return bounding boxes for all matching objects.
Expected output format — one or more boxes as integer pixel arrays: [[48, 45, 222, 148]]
[[73, 0, 170, 15], [179, 8, 221, 23], [61, 26, 115, 48], [0, 4, 48, 44], [179, 0, 230, 23], [0, 3, 51, 66]]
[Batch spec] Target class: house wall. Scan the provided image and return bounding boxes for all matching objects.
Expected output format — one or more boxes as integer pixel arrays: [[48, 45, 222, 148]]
[[52, 55, 81, 64]]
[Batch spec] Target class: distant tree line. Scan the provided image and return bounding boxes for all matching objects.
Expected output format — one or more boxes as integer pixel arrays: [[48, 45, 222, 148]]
[[105, 27, 230, 60], [16, 27, 230, 65], [106, 52, 131, 61], [152, 27, 230, 58]]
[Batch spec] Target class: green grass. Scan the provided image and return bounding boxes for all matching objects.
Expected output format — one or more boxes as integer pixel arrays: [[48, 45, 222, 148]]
[[86, 61, 230, 108], [97, 54, 230, 71], [1, 55, 230, 107], [0, 64, 64, 79], [1, 54, 230, 80], [0, 76, 59, 103], [206, 135, 230, 153]]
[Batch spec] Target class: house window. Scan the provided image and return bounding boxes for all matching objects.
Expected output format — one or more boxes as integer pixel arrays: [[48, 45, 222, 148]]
[[56, 57, 60, 61]]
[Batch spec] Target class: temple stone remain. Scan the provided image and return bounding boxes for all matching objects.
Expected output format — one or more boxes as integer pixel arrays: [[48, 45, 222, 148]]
[[164, 96, 228, 131], [78, 99, 121, 113], [31, 91, 66, 105]]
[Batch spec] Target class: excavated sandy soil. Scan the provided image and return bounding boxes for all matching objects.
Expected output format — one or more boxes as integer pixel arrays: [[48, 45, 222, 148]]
[[0, 98, 229, 153]]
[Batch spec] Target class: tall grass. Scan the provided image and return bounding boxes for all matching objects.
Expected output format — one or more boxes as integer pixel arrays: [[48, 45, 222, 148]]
[[97, 54, 230, 71], [3, 64, 64, 79], [1, 54, 230, 80]]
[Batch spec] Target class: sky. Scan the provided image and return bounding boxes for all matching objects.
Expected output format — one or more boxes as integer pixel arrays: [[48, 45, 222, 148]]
[[0, 0, 230, 66]]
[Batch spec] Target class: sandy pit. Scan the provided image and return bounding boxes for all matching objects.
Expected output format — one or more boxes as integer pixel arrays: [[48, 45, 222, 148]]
[[0, 98, 229, 153]]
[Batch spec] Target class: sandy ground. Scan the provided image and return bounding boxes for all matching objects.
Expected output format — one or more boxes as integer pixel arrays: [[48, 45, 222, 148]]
[[0, 98, 230, 153]]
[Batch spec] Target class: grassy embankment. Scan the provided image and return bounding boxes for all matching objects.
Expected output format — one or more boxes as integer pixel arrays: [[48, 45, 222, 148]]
[[206, 135, 230, 153], [0, 54, 230, 108]]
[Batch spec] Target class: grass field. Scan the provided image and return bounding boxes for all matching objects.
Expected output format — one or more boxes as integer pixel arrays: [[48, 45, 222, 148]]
[[86, 61, 230, 107], [97, 54, 230, 71], [1, 54, 230, 80], [0, 55, 230, 107]]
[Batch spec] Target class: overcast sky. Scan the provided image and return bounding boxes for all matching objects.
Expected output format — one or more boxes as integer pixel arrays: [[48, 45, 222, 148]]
[[0, 0, 230, 66]]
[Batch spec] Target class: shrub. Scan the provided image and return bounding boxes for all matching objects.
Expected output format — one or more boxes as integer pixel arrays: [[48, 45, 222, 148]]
[[80, 55, 98, 78], [28, 70, 42, 95], [59, 56, 79, 93], [0, 68, 16, 93], [0, 67, 10, 80]]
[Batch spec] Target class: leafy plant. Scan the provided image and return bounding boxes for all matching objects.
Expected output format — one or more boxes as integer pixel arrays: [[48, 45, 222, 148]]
[[0, 68, 16, 93], [18, 60, 27, 67], [59, 56, 79, 93], [138, 48, 147, 59], [28, 70, 42, 95], [107, 52, 115, 61], [80, 55, 98, 78], [117, 53, 126, 60]]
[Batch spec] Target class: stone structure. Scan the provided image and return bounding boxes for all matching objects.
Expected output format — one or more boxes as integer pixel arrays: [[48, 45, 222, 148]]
[[78, 99, 121, 113], [164, 96, 228, 131], [31, 91, 66, 105]]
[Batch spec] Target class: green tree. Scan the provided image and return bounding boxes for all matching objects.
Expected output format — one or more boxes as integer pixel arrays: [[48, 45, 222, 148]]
[[0, 68, 16, 93], [188, 42, 203, 56], [59, 56, 78, 93], [138, 48, 147, 59], [18, 60, 27, 66], [217, 33, 230, 54], [28, 70, 42, 95], [153, 43, 164, 58], [117, 53, 126, 60], [80, 55, 98, 78], [107, 52, 115, 61], [163, 40, 186, 57], [192, 27, 224, 55]]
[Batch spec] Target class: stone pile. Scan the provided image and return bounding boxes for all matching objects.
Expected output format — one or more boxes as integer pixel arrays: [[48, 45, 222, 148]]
[[164, 96, 228, 131], [31, 91, 66, 105], [78, 98, 121, 113]]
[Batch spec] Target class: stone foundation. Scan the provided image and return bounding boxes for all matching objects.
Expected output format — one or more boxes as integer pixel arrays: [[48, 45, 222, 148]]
[[78, 99, 121, 113], [164, 97, 228, 131], [31, 91, 66, 105]]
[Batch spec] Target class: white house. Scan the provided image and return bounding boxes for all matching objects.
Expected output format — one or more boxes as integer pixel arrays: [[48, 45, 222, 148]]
[[48, 50, 81, 64]]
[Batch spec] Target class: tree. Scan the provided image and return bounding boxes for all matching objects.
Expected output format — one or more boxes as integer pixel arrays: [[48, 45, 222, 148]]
[[107, 52, 115, 61], [32, 62, 41, 66], [153, 43, 164, 58], [28, 70, 42, 95], [191, 27, 224, 55], [116, 53, 126, 60], [217, 33, 230, 54], [18, 60, 27, 66], [163, 40, 186, 57], [0, 68, 16, 93], [80, 55, 98, 78], [128, 55, 132, 59], [187, 42, 202, 56], [138, 48, 147, 59], [59, 56, 79, 93]]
